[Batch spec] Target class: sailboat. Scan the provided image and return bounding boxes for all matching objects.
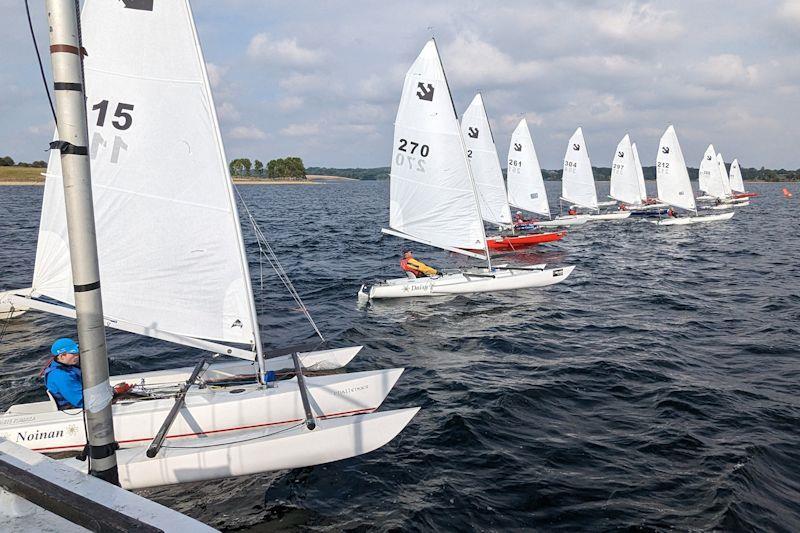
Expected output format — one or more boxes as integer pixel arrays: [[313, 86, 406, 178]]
[[716, 152, 749, 206], [698, 148, 747, 209], [609, 136, 667, 216], [729, 159, 757, 199], [507, 119, 587, 229], [0, 0, 417, 488], [558, 128, 630, 221], [358, 40, 574, 301], [651, 126, 734, 225], [461, 95, 565, 250]]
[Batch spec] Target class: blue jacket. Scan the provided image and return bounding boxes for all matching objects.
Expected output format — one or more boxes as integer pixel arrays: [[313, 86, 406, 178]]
[[43, 360, 83, 409]]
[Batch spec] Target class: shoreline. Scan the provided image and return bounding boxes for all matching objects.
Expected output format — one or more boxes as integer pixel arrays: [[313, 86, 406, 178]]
[[0, 174, 360, 186]]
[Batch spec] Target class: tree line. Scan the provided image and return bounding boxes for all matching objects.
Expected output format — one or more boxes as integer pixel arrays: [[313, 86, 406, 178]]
[[229, 157, 307, 180], [0, 156, 47, 168]]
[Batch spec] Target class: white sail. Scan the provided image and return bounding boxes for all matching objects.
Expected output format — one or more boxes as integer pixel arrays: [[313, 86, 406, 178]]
[[387, 40, 486, 254], [506, 118, 550, 217], [729, 158, 745, 192], [699, 144, 727, 199], [609, 134, 643, 204], [631, 142, 647, 200], [561, 127, 598, 209], [656, 125, 696, 211], [461, 94, 512, 225], [33, 0, 257, 349], [716, 152, 733, 196]]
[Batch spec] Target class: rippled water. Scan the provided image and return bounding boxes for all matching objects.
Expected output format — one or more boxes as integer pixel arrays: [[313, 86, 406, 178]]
[[1, 181, 799, 531]]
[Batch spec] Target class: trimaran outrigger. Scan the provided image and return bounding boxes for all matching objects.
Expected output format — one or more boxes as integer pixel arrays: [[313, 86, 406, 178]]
[[358, 40, 574, 301], [0, 0, 417, 489]]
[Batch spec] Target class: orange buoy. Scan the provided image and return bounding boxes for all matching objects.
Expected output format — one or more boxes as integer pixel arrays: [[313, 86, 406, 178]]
[[783, 187, 793, 198]]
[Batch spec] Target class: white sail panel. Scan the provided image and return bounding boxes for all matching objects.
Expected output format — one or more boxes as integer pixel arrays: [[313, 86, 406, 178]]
[[656, 125, 696, 211], [561, 127, 598, 209], [32, 0, 256, 346], [609, 134, 642, 205], [717, 153, 732, 196], [388, 40, 485, 251], [631, 142, 647, 200], [460, 94, 512, 225], [506, 119, 549, 217], [699, 144, 726, 199], [729, 158, 745, 192]]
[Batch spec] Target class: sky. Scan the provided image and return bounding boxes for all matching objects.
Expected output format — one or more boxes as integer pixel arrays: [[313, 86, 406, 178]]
[[2, 0, 799, 170]]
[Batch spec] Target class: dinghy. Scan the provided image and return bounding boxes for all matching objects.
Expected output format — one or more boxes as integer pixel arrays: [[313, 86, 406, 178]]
[[650, 126, 734, 225], [506, 119, 588, 229], [461, 96, 564, 250], [558, 128, 630, 221], [358, 40, 573, 301], [612, 137, 667, 216], [729, 159, 757, 198], [1, 0, 417, 486]]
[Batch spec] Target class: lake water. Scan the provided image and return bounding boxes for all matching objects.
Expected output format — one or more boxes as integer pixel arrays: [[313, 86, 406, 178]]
[[1, 181, 798, 531]]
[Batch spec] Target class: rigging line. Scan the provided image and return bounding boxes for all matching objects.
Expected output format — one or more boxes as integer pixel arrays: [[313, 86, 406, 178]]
[[232, 185, 325, 341], [0, 306, 15, 344], [24, 0, 56, 125]]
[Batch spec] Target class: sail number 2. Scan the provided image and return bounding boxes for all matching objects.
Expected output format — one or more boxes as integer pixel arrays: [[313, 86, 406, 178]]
[[396, 138, 429, 172]]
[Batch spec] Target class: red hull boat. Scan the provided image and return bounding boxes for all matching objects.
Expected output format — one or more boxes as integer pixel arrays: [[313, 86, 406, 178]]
[[483, 230, 566, 251], [733, 192, 758, 199]]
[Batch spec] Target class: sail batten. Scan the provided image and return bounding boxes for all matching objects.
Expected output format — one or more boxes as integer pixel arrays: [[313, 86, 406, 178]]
[[32, 0, 258, 348], [506, 119, 549, 217], [461, 94, 512, 225], [561, 127, 598, 209], [388, 40, 486, 252]]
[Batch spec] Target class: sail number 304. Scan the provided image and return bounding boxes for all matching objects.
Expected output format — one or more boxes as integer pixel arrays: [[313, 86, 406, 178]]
[[396, 138, 429, 173]]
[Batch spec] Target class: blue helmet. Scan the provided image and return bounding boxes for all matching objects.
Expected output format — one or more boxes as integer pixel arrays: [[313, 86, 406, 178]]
[[51, 338, 79, 356]]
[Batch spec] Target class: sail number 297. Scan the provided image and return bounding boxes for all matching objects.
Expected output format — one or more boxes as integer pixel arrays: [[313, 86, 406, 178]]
[[395, 138, 429, 173]]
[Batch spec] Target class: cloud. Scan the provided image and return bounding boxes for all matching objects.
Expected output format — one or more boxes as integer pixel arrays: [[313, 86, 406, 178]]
[[696, 54, 759, 88], [443, 33, 544, 87], [280, 122, 321, 136], [592, 3, 683, 42], [206, 63, 227, 89], [228, 125, 266, 140], [277, 96, 304, 112], [216, 101, 240, 122], [778, 0, 800, 23], [247, 34, 322, 67]]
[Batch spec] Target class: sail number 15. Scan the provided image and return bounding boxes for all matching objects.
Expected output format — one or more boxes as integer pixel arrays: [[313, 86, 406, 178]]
[[395, 138, 429, 173]]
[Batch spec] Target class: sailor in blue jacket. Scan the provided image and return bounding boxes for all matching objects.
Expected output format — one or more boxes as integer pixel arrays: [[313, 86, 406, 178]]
[[43, 338, 84, 409]]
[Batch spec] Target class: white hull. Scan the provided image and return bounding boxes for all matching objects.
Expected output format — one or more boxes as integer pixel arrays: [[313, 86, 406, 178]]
[[0, 368, 403, 453], [535, 215, 589, 227], [596, 200, 618, 208], [652, 211, 735, 225], [627, 202, 669, 211], [359, 265, 575, 300], [587, 211, 632, 221], [707, 204, 738, 211], [64, 407, 419, 490]]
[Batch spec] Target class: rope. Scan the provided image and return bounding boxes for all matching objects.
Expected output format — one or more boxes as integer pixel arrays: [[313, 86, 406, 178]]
[[24, 0, 57, 125], [0, 306, 14, 343], [232, 186, 325, 341]]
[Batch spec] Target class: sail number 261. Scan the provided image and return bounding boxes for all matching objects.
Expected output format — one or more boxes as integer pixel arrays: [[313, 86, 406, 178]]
[[396, 138, 429, 173]]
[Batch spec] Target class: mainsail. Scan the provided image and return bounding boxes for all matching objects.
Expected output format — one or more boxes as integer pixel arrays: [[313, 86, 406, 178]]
[[699, 144, 727, 199], [716, 153, 732, 196], [32, 0, 259, 354], [609, 134, 642, 205], [506, 118, 550, 217], [631, 142, 647, 201], [461, 94, 512, 225], [385, 40, 486, 257], [656, 125, 696, 211], [561, 127, 598, 209], [729, 158, 745, 192]]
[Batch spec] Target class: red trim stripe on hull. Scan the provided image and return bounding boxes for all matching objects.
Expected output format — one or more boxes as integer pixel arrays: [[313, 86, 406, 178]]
[[483, 230, 566, 251]]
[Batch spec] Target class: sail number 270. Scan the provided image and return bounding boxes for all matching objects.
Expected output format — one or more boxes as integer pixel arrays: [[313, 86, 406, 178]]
[[396, 138, 429, 173]]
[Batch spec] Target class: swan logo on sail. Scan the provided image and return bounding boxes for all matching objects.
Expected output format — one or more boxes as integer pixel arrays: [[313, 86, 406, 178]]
[[416, 83, 434, 101], [618, 151, 624, 158], [121, 0, 154, 11], [231, 319, 243, 328], [573, 144, 580, 151], [706, 155, 712, 160], [514, 143, 522, 152], [662, 147, 670, 154], [468, 127, 479, 139]]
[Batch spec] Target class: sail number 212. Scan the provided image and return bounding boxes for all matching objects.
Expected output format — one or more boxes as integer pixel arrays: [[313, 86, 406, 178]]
[[395, 138, 429, 173]]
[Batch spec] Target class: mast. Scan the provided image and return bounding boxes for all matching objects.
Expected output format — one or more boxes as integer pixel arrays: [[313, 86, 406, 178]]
[[46, 0, 119, 484]]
